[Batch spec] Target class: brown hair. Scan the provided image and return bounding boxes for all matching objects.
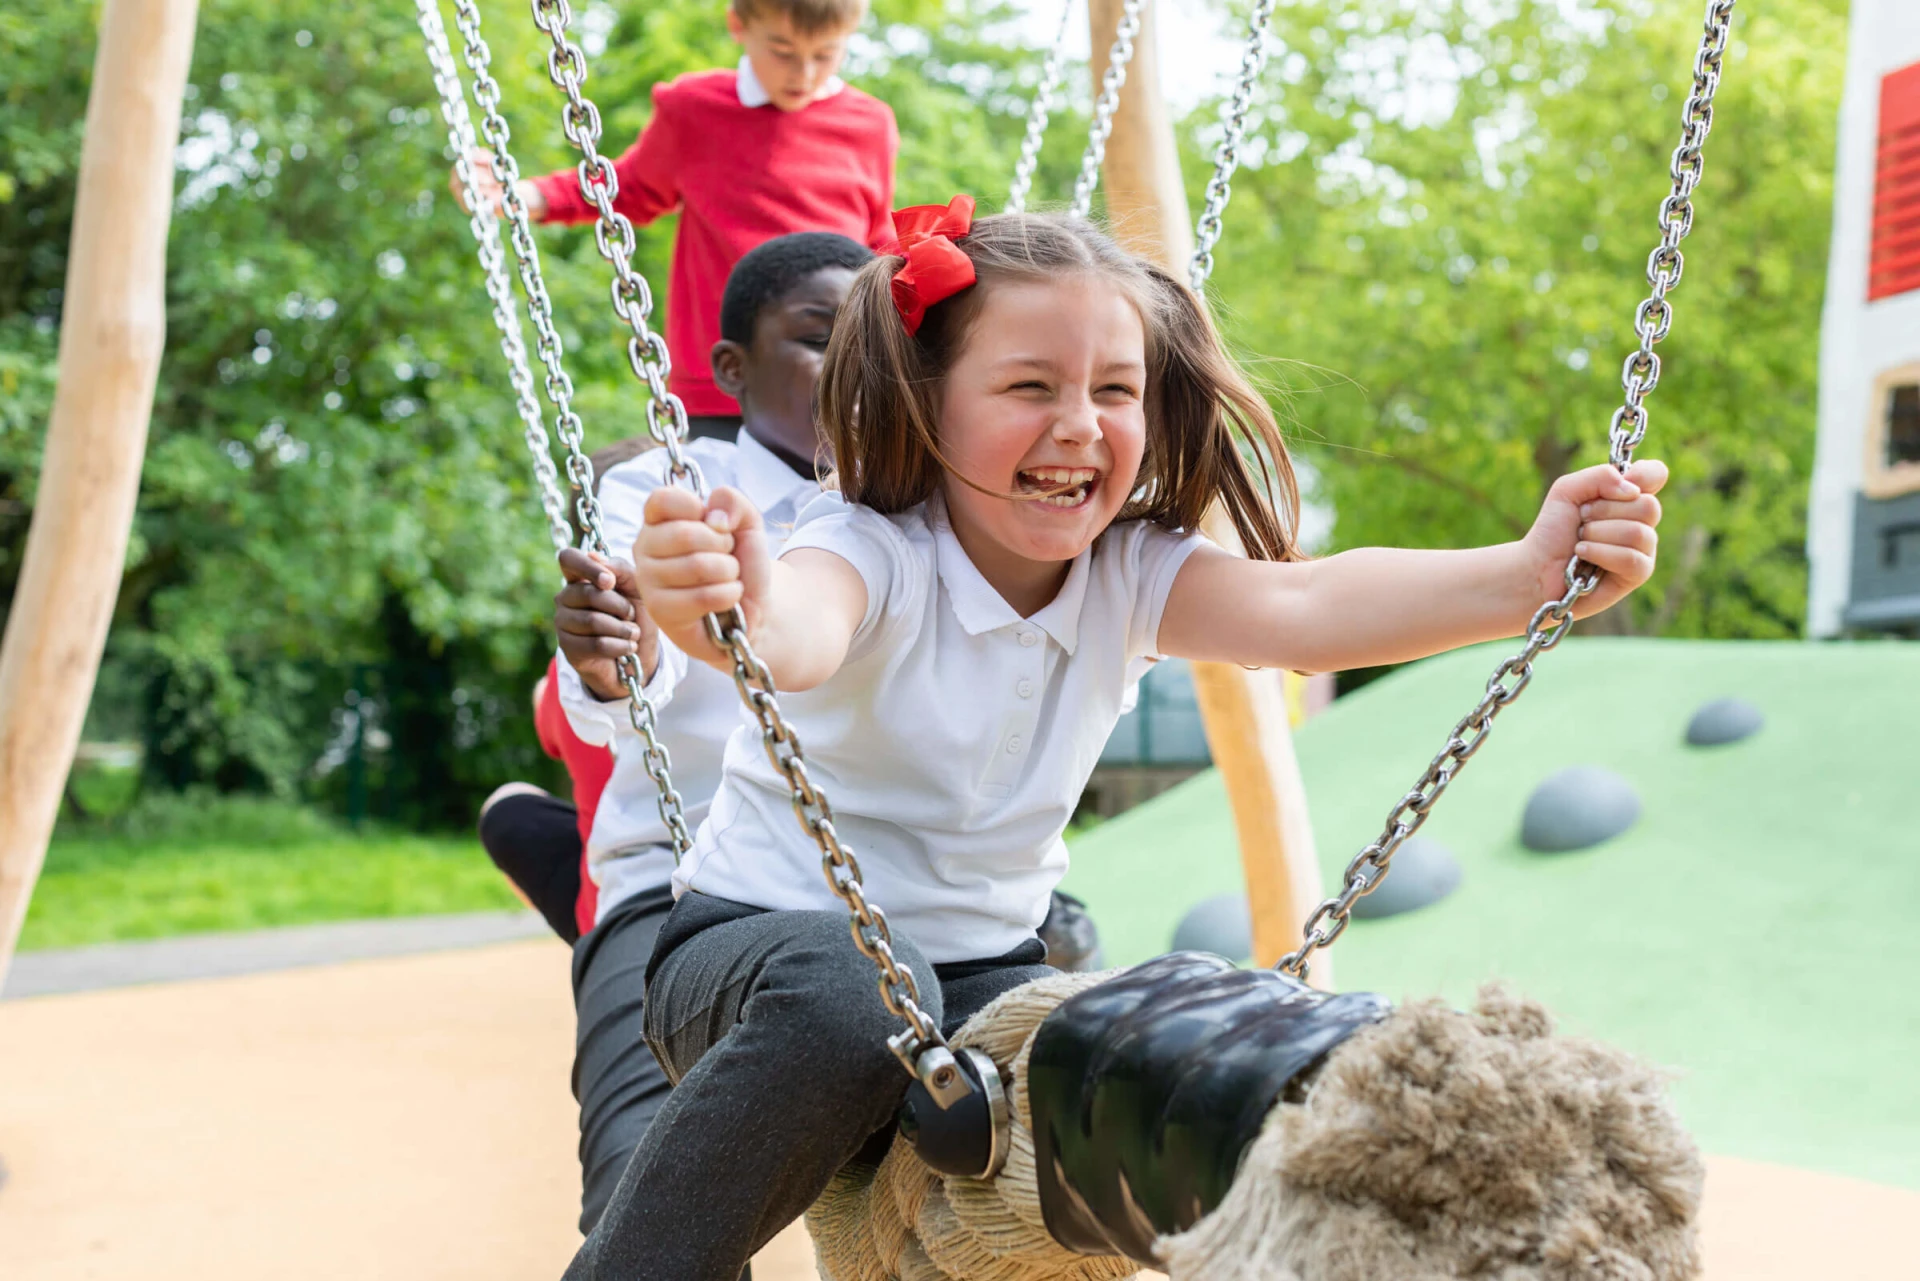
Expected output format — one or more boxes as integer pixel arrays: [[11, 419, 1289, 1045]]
[[817, 212, 1300, 562], [731, 0, 867, 36]]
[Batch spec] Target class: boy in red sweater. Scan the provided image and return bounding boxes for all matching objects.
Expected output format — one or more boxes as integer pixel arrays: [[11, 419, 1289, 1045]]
[[453, 0, 898, 438]]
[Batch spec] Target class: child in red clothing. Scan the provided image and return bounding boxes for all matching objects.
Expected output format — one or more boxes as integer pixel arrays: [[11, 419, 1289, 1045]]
[[473, 665, 607, 942], [452, 0, 897, 433]]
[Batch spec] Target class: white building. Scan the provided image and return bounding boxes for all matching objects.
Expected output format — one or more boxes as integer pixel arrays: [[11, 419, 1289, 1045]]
[[1808, 0, 1920, 636]]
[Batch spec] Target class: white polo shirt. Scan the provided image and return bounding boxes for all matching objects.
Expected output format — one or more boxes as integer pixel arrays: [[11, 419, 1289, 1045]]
[[672, 491, 1207, 962], [558, 432, 819, 923]]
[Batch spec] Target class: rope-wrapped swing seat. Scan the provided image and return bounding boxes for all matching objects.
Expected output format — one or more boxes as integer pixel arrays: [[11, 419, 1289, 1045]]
[[414, 0, 1737, 1275]]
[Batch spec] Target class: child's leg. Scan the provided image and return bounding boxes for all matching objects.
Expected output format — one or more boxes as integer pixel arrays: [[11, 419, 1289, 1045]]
[[476, 783, 583, 943], [934, 944, 1057, 1032], [569, 886, 675, 1235], [564, 895, 941, 1281]]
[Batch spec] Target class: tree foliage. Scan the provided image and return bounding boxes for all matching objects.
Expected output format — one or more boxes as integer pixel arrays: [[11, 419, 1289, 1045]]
[[1197, 0, 1842, 638]]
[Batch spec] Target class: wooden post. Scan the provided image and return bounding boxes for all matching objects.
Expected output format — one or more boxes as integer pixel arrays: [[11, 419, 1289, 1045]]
[[0, 0, 200, 988], [1088, 0, 1328, 979], [1086, 0, 1194, 265]]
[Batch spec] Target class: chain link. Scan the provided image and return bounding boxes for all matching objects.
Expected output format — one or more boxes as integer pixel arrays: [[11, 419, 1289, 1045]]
[[1188, 0, 1276, 290], [523, 1, 701, 482], [416, 0, 572, 550], [522, 0, 950, 1077], [1069, 0, 1144, 219], [1278, 0, 1737, 980], [1007, 0, 1075, 214], [446, 0, 695, 859]]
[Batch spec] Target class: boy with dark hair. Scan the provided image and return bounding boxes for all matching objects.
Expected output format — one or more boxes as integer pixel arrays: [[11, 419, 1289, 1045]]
[[453, 0, 896, 439]]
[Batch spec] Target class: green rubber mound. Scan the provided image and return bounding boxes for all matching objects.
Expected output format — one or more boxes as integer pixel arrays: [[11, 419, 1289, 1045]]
[[1061, 639, 1920, 1191]]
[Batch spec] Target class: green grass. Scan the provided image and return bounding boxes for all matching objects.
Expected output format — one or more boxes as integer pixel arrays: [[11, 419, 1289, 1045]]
[[19, 793, 519, 951], [1062, 639, 1920, 1192]]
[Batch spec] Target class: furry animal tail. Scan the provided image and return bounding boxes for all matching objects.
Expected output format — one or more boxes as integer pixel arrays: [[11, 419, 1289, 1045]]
[[1158, 986, 1703, 1281]]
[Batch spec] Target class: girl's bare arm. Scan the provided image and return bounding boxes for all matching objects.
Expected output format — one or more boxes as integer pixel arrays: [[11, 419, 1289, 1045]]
[[1157, 461, 1666, 673]]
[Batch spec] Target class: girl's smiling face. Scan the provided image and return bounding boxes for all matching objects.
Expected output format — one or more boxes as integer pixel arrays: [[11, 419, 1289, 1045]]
[[934, 274, 1148, 610]]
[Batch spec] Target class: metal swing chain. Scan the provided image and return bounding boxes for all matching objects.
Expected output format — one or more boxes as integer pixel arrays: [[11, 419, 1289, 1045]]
[[524, 0, 956, 1089], [1188, 0, 1277, 291], [1069, 0, 1145, 219], [415, 0, 572, 552], [1278, 0, 1737, 980], [447, 0, 696, 859], [1007, 0, 1075, 214], [525, 1, 702, 483]]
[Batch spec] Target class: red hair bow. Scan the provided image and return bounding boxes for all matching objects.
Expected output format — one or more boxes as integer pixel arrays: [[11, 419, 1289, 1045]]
[[889, 194, 977, 336]]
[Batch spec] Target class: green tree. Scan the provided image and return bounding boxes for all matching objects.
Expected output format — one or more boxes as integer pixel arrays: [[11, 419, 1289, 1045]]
[[1198, 0, 1843, 638]]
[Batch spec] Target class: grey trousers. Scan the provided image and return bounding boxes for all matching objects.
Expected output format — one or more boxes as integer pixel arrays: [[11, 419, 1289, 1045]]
[[569, 886, 675, 1235], [562, 891, 1052, 1281]]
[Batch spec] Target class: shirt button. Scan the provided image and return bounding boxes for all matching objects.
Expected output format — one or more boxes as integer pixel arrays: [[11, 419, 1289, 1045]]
[[1018, 630, 1038, 648], [1016, 679, 1034, 698], [1007, 735, 1023, 754]]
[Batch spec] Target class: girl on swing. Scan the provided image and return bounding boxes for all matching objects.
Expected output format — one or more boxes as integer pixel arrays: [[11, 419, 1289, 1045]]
[[565, 201, 1667, 1280]]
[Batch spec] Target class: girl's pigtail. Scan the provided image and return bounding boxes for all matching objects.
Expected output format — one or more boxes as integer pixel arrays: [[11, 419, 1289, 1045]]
[[1129, 264, 1300, 563], [818, 256, 945, 512]]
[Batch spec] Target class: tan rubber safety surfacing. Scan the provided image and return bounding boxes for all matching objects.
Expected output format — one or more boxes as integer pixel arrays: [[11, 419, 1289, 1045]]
[[1, 938, 1913, 1280]]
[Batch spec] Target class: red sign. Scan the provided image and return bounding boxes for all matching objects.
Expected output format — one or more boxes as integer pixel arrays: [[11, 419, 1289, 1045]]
[[1871, 61, 1920, 301]]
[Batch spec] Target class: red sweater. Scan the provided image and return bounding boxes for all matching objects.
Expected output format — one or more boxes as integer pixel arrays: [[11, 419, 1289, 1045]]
[[533, 656, 614, 935], [534, 69, 898, 416]]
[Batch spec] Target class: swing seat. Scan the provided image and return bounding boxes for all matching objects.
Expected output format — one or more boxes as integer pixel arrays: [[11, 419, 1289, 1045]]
[[1027, 953, 1390, 1260], [808, 965, 1704, 1281]]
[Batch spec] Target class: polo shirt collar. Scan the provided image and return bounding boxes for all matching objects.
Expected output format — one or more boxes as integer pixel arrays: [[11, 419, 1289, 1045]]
[[734, 429, 818, 516], [928, 494, 1088, 654], [736, 56, 846, 109]]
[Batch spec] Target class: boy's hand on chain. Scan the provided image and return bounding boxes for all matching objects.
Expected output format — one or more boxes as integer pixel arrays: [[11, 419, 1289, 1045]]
[[449, 148, 547, 219], [555, 547, 656, 701]]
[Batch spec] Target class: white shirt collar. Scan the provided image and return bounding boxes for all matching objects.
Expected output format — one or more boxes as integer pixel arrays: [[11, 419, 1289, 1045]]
[[734, 429, 819, 516], [928, 494, 1089, 654], [736, 55, 845, 108]]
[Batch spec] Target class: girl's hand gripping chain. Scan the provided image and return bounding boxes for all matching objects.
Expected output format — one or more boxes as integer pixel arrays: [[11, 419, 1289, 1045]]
[[634, 485, 865, 692], [1522, 459, 1669, 619], [633, 486, 774, 667]]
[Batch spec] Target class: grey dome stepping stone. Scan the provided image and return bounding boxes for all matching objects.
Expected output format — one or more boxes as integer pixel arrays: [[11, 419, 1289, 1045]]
[[1171, 893, 1252, 962], [1686, 696, 1765, 747], [1521, 765, 1642, 853], [1351, 836, 1462, 919]]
